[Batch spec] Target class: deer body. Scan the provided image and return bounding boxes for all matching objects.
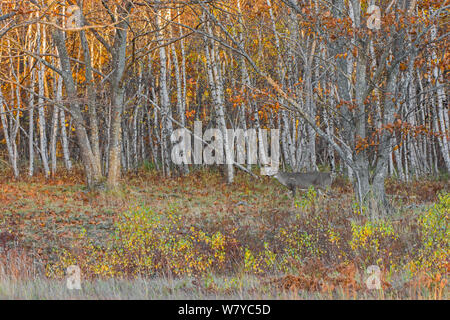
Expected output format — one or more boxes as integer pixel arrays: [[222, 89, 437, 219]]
[[272, 171, 332, 197]]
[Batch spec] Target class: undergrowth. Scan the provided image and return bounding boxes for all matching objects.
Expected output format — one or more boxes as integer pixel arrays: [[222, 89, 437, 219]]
[[1, 170, 448, 298], [45, 191, 449, 298]]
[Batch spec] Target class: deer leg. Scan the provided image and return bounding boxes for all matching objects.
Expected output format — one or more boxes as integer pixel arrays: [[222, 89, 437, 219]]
[[321, 186, 332, 197], [289, 187, 296, 209]]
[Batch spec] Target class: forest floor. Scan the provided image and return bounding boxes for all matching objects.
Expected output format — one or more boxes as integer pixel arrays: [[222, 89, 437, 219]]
[[0, 167, 448, 299]]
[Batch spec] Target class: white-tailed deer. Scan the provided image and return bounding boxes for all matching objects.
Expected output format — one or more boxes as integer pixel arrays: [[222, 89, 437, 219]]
[[271, 171, 333, 197]]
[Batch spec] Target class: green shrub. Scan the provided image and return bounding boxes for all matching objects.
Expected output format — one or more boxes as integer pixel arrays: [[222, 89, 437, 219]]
[[47, 206, 230, 278], [408, 192, 449, 273]]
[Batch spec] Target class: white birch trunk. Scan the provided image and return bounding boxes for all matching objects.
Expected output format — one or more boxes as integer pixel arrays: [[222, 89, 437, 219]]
[[156, 8, 173, 176], [205, 19, 234, 182], [50, 73, 61, 176], [431, 25, 450, 172], [37, 24, 50, 177]]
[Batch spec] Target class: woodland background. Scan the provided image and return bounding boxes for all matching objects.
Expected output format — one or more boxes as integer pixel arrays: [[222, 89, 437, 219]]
[[0, 0, 448, 299], [0, 1, 448, 198]]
